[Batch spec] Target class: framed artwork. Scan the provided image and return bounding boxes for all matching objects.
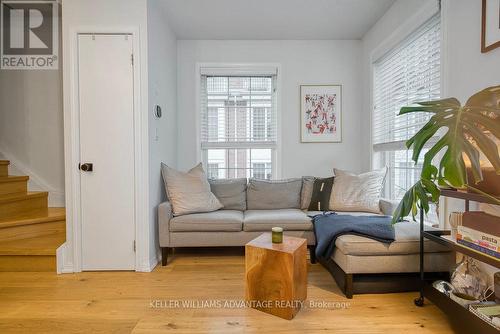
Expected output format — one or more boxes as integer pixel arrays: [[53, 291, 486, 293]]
[[481, 0, 500, 53], [300, 84, 342, 143]]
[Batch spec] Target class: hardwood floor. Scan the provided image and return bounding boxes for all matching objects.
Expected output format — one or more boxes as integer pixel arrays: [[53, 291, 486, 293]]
[[0, 248, 455, 333]]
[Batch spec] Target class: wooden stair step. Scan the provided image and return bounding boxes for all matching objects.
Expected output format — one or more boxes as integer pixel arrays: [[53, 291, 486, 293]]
[[0, 233, 65, 272], [0, 233, 65, 256], [0, 175, 29, 196], [0, 207, 65, 228], [0, 191, 48, 221], [0, 160, 64, 272], [0, 160, 8, 177], [0, 208, 66, 242]]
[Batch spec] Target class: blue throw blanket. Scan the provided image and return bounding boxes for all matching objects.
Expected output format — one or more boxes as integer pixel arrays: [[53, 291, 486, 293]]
[[312, 213, 395, 259]]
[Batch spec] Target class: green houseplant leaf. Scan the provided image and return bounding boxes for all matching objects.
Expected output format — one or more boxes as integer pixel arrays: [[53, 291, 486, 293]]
[[392, 86, 500, 224]]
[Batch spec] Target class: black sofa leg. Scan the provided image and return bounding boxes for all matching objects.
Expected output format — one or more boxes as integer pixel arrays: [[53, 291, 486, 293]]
[[344, 273, 354, 299], [161, 247, 170, 266], [309, 246, 317, 264]]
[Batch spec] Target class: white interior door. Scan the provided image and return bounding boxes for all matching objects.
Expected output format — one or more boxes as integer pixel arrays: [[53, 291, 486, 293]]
[[78, 34, 136, 270]]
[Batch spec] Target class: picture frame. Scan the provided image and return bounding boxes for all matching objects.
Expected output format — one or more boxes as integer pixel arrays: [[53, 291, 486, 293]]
[[481, 0, 500, 53], [300, 84, 342, 143]]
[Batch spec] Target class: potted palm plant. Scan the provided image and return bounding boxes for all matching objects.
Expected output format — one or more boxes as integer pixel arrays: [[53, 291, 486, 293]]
[[392, 85, 500, 224]]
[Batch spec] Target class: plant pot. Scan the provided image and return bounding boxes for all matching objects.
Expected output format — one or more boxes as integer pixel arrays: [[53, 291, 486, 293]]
[[467, 167, 500, 196]]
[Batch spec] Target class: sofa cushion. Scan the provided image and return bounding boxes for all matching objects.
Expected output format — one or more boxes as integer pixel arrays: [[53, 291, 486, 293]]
[[209, 178, 247, 211], [243, 209, 313, 231], [379, 198, 400, 216], [247, 178, 302, 210], [308, 177, 334, 211], [334, 222, 449, 256], [329, 168, 387, 213], [300, 176, 315, 209], [170, 210, 243, 232], [161, 163, 222, 216], [311, 200, 400, 216], [307, 211, 383, 217]]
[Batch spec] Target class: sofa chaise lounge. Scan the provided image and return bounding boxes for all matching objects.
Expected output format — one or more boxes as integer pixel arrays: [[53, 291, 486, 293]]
[[158, 178, 452, 298]]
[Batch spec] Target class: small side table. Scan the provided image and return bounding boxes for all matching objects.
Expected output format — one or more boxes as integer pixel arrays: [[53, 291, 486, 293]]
[[245, 233, 307, 320]]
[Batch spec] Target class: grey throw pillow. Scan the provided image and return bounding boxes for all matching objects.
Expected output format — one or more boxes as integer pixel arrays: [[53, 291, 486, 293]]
[[300, 176, 316, 210], [247, 178, 303, 210], [161, 163, 223, 216], [209, 178, 247, 211], [329, 167, 387, 213]]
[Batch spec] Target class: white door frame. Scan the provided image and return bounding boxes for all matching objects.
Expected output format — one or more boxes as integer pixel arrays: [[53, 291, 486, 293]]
[[62, 27, 148, 272]]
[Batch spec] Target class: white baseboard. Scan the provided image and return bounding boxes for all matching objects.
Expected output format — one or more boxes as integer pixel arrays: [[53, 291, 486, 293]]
[[60, 264, 75, 274], [56, 242, 75, 274], [136, 255, 159, 272], [57, 242, 159, 273], [47, 192, 65, 207], [0, 146, 65, 207]]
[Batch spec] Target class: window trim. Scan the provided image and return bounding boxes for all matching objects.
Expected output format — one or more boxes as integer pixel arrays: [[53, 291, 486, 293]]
[[196, 63, 282, 179]]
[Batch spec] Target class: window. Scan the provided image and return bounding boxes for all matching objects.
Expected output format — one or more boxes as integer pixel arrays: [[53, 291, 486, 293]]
[[252, 107, 271, 141], [252, 162, 272, 180], [372, 14, 440, 221], [207, 163, 221, 179], [201, 72, 277, 179]]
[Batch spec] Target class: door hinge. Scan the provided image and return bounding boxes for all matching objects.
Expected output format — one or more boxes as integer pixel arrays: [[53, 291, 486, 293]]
[[131, 54, 134, 66], [133, 240, 136, 252]]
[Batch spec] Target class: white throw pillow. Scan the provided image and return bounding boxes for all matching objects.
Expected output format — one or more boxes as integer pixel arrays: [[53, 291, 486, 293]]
[[161, 163, 223, 216], [329, 167, 387, 214]]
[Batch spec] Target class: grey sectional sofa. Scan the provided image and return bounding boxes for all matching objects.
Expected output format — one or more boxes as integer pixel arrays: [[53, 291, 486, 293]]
[[158, 178, 452, 298]]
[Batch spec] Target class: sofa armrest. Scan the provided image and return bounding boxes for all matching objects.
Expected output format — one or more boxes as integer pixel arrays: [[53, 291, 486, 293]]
[[158, 201, 173, 247], [379, 198, 400, 216]]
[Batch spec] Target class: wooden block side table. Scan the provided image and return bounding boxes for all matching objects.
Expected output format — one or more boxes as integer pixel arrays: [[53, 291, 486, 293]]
[[245, 233, 307, 320]]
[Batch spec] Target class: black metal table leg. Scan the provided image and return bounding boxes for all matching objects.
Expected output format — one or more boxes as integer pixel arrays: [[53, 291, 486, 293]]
[[414, 207, 425, 307]]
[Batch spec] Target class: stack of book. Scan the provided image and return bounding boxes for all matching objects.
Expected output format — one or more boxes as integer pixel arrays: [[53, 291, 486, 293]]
[[456, 211, 500, 259]]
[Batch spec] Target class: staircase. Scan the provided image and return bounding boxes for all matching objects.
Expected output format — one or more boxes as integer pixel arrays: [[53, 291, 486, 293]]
[[0, 160, 65, 271]]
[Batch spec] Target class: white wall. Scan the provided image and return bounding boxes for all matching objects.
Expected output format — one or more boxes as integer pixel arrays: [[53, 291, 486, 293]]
[[0, 6, 64, 206], [439, 0, 500, 222], [177, 40, 364, 177], [442, 0, 500, 98], [441, 0, 500, 283], [147, 0, 177, 266]]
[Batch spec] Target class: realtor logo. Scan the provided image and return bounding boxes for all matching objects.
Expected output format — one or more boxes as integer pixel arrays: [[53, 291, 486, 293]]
[[1, 0, 58, 70]]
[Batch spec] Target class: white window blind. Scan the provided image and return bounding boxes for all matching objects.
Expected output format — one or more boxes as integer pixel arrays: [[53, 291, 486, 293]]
[[373, 14, 441, 151], [200, 73, 277, 179], [372, 14, 440, 224]]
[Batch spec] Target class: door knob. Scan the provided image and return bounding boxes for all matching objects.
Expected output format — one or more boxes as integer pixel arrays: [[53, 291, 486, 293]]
[[79, 163, 93, 172]]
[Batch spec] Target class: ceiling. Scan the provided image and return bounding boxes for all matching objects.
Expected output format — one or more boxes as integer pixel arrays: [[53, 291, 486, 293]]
[[159, 0, 396, 40]]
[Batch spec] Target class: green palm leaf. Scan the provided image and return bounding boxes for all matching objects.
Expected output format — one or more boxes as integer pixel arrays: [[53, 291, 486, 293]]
[[392, 86, 500, 224]]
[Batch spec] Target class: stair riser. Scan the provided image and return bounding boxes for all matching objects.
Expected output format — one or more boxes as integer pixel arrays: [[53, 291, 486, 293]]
[[0, 255, 56, 272], [0, 179, 28, 196], [0, 221, 65, 242], [0, 165, 7, 177], [0, 196, 48, 221]]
